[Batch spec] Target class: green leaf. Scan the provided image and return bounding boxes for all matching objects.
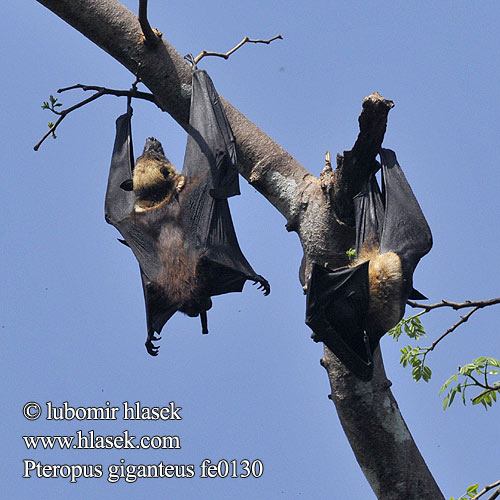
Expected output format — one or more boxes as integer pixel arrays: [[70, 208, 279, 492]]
[[443, 394, 449, 410], [466, 484, 479, 494]]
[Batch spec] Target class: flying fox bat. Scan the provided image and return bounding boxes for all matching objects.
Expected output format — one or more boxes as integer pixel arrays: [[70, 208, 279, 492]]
[[105, 70, 269, 356], [305, 149, 432, 380]]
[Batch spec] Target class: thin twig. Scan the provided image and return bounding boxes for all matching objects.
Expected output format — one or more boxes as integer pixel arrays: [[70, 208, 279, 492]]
[[403, 297, 499, 352], [471, 480, 500, 500], [34, 84, 156, 151], [408, 297, 500, 311], [138, 0, 160, 48], [194, 34, 283, 64], [58, 84, 155, 103], [428, 306, 481, 351]]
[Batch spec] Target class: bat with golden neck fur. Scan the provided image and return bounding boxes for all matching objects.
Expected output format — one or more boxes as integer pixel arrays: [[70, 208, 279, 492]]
[[105, 70, 269, 356], [306, 149, 432, 380]]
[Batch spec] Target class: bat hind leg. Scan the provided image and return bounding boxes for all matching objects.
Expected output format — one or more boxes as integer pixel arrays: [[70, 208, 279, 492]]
[[145, 329, 162, 356]]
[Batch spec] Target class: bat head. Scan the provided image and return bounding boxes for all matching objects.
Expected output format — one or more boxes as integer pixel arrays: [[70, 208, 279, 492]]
[[142, 137, 166, 158], [133, 137, 183, 208]]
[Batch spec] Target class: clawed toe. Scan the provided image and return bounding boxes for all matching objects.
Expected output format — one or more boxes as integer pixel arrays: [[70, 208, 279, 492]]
[[253, 275, 270, 296], [145, 339, 160, 356]]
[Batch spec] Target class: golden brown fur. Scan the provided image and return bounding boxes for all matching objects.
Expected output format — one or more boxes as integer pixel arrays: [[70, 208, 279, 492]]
[[156, 224, 203, 306], [132, 172, 206, 311], [133, 156, 185, 210], [132, 152, 205, 308], [352, 243, 404, 334]]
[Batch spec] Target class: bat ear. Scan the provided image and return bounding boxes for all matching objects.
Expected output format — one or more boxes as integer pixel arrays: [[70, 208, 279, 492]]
[[409, 288, 427, 300], [119, 179, 134, 191]]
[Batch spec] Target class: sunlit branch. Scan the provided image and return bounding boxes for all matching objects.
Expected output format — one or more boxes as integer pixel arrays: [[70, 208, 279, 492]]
[[194, 34, 283, 64]]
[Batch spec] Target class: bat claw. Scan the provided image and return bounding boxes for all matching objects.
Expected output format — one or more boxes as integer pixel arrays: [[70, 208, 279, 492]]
[[145, 339, 160, 356], [253, 275, 270, 296]]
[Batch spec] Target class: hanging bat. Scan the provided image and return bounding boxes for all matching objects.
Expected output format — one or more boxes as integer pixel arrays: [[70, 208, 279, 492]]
[[105, 70, 270, 356], [305, 148, 432, 380]]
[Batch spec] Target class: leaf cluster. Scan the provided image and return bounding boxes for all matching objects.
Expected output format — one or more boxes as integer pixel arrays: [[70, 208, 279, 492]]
[[449, 483, 479, 500], [388, 313, 426, 341], [440, 357, 500, 410], [41, 95, 62, 139]]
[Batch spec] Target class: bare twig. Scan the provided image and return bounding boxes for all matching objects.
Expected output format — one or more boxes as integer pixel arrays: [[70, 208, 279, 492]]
[[404, 297, 500, 351], [58, 84, 155, 103], [34, 84, 156, 151], [194, 34, 283, 64], [428, 307, 482, 351], [471, 480, 500, 500], [408, 298, 500, 311], [138, 0, 161, 48]]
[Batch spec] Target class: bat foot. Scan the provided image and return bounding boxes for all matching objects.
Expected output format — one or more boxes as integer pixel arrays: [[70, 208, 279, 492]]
[[253, 275, 270, 296], [145, 338, 160, 356]]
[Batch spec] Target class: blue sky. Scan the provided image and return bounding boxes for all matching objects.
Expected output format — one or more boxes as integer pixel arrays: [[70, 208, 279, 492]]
[[2, 1, 499, 498]]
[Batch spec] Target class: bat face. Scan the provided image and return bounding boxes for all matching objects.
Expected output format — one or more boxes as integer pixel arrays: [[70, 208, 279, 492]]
[[133, 139, 184, 210]]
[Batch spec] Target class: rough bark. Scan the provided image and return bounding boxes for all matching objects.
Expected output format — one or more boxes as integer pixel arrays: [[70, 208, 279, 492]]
[[35, 1, 444, 498]]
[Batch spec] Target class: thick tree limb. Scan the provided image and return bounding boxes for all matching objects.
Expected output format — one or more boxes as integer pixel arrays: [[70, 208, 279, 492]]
[[35, 1, 444, 498]]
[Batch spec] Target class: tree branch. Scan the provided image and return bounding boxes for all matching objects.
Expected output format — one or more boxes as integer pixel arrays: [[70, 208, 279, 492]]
[[193, 34, 283, 64], [428, 306, 481, 351], [472, 480, 500, 500], [34, 84, 156, 151], [405, 297, 500, 351], [408, 297, 500, 311], [332, 92, 395, 223], [138, 0, 161, 48], [58, 83, 156, 103]]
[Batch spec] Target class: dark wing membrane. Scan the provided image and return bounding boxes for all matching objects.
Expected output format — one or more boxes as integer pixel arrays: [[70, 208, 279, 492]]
[[353, 172, 385, 255], [179, 174, 261, 295], [105, 109, 135, 225], [202, 199, 261, 295], [305, 262, 373, 380], [182, 69, 240, 200], [140, 272, 178, 355], [114, 218, 161, 282], [180, 68, 265, 294], [379, 148, 433, 272]]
